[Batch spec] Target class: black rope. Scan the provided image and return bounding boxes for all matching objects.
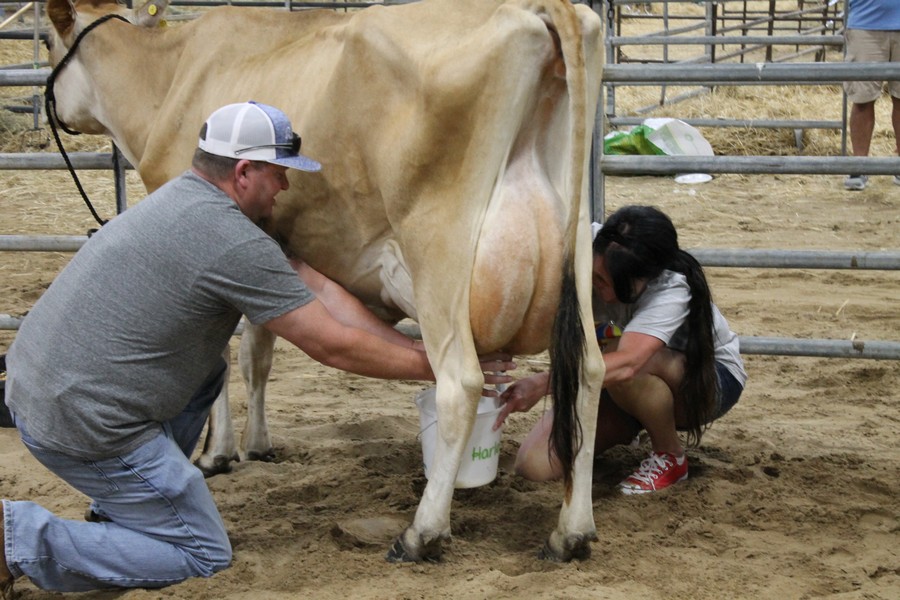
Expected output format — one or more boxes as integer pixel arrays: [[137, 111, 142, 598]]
[[44, 14, 131, 227]]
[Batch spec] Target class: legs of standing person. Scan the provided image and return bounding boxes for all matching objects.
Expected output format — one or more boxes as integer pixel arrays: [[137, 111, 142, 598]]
[[844, 99, 875, 190], [892, 95, 900, 185], [892, 96, 900, 161], [891, 27, 900, 160], [2, 362, 232, 592], [844, 99, 876, 190], [849, 100, 876, 158], [844, 28, 879, 159], [843, 28, 892, 189]]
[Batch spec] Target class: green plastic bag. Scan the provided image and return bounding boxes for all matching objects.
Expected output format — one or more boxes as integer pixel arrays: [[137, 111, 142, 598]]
[[603, 125, 666, 156]]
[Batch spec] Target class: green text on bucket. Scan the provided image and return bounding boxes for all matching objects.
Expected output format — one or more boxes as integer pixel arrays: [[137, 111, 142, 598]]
[[471, 442, 501, 461]]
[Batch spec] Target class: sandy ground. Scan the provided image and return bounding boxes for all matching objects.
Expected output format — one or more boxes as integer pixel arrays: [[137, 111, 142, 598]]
[[1, 3, 899, 599]]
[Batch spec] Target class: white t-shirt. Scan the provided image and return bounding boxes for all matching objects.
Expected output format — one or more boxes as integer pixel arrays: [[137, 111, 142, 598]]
[[593, 270, 747, 387]]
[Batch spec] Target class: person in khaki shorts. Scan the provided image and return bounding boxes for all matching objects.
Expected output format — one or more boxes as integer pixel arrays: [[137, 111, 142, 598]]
[[843, 0, 900, 190]]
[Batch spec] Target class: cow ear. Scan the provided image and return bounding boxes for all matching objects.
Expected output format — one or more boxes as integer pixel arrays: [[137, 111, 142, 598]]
[[46, 0, 77, 37], [133, 0, 170, 28]]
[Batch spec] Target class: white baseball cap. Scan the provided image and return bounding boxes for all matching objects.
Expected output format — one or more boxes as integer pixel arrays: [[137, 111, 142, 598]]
[[198, 101, 321, 172]]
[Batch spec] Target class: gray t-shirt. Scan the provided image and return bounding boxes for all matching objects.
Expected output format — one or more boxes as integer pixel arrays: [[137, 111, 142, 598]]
[[7, 171, 314, 459], [594, 270, 747, 387]]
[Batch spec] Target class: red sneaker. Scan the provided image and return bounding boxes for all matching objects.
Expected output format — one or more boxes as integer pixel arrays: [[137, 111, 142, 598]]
[[619, 452, 688, 495]]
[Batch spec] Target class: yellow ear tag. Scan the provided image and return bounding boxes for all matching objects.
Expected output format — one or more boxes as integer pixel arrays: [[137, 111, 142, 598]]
[[148, 4, 158, 16]]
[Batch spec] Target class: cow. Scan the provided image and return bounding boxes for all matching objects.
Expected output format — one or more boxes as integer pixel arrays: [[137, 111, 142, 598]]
[[44, 0, 605, 562]]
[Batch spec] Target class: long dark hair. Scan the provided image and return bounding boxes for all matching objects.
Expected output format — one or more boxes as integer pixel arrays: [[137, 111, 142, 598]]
[[594, 205, 717, 446]]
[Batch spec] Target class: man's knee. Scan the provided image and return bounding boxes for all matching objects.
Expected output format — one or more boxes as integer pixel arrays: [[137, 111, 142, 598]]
[[190, 535, 232, 578]]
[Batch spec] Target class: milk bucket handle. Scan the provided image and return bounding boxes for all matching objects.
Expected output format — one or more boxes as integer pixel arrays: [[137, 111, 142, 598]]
[[416, 419, 437, 441]]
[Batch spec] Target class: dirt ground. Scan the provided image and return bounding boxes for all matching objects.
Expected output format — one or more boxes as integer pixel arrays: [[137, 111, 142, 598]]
[[1, 2, 899, 600]]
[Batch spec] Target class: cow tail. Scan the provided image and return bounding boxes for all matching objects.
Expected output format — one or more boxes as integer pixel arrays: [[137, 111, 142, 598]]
[[549, 261, 584, 496], [542, 0, 589, 496]]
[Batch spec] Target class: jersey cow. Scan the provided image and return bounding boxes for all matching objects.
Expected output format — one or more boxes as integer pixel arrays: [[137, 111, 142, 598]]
[[45, 0, 605, 562]]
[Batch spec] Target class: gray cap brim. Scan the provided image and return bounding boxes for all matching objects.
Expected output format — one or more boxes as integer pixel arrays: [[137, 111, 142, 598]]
[[270, 155, 322, 172]]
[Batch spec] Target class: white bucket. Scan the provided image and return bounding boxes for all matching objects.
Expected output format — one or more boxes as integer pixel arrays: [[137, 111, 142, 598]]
[[415, 387, 503, 489]]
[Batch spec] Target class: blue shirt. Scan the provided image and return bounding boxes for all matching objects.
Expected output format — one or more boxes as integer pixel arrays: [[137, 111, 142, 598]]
[[847, 0, 900, 30]]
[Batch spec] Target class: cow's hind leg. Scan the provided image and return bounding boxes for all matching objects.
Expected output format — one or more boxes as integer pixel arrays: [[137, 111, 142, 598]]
[[195, 349, 239, 477], [539, 376, 601, 561], [238, 322, 277, 462], [540, 349, 602, 561], [540, 221, 604, 561]]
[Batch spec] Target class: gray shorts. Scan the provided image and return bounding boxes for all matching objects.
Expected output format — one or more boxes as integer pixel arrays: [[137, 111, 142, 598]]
[[843, 29, 900, 103]]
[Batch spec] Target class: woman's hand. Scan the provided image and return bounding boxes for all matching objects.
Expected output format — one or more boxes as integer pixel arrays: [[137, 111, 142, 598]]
[[492, 371, 550, 431]]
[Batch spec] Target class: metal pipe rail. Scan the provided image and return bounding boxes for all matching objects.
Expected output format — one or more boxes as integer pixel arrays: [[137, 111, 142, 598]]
[[600, 155, 900, 176], [0, 235, 88, 252], [0, 312, 896, 360], [7, 60, 893, 91], [4, 234, 895, 272], [690, 249, 900, 270], [608, 117, 841, 130], [610, 35, 842, 47], [738, 337, 900, 361], [603, 62, 900, 85], [3, 237, 897, 360], [0, 152, 129, 170], [0, 68, 48, 86]]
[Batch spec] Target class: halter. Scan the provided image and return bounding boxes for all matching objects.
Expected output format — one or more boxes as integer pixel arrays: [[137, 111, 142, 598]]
[[45, 14, 131, 227]]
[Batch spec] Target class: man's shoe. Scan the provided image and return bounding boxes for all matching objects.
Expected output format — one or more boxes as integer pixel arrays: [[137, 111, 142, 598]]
[[844, 174, 868, 191], [619, 452, 688, 495]]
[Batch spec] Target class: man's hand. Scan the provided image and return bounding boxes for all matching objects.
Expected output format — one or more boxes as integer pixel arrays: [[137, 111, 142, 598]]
[[478, 353, 515, 395]]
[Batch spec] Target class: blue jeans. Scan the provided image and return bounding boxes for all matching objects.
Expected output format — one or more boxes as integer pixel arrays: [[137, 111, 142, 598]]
[[2, 362, 231, 591]]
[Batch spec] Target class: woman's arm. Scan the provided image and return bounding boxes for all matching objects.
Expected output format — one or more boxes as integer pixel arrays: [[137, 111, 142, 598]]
[[492, 331, 664, 430], [600, 331, 666, 384]]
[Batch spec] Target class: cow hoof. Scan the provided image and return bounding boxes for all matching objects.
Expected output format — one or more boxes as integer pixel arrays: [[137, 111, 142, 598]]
[[194, 454, 237, 478], [538, 531, 595, 562], [384, 528, 443, 563], [246, 448, 276, 462]]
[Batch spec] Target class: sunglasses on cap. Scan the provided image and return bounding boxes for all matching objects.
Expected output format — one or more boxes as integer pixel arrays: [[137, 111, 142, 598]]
[[232, 132, 302, 156]]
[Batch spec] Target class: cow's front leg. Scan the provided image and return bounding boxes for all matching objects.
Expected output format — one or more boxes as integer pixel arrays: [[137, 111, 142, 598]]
[[195, 348, 239, 477], [386, 368, 482, 562], [238, 322, 277, 462]]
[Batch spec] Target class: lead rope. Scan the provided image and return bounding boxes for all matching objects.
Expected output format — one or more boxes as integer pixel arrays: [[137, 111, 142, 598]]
[[44, 14, 131, 228]]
